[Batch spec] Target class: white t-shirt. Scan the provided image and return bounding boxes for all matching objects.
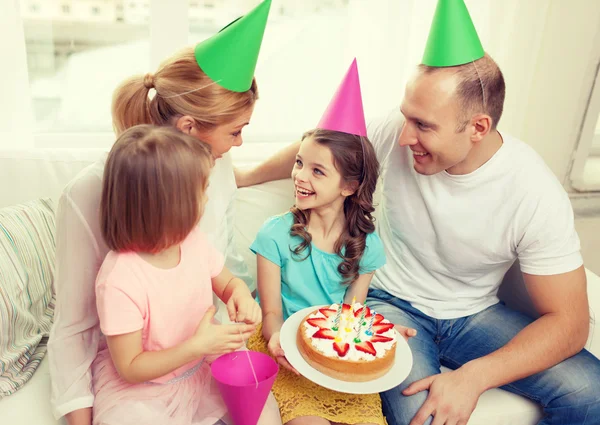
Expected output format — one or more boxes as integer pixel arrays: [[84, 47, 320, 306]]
[[48, 152, 250, 419], [368, 108, 583, 319]]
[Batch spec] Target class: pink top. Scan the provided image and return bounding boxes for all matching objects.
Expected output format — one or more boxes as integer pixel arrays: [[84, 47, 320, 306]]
[[48, 154, 250, 419], [95, 227, 224, 384]]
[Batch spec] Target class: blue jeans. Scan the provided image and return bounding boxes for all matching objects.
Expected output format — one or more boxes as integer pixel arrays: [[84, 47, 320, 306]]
[[367, 288, 600, 425]]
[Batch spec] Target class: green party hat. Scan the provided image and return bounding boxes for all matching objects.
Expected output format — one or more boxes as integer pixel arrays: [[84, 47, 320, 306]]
[[194, 0, 271, 92], [422, 0, 484, 67]]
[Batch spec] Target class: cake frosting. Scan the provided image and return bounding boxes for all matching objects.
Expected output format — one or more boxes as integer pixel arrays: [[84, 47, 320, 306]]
[[297, 301, 397, 381], [302, 303, 396, 361]]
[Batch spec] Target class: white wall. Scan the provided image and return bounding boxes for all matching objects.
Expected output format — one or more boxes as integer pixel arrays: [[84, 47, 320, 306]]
[[499, 1, 600, 188]]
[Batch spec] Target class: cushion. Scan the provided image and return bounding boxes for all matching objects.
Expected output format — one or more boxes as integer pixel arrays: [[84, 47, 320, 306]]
[[0, 199, 56, 398]]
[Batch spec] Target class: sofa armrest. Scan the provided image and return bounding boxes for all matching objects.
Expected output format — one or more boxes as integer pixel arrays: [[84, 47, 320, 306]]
[[585, 268, 600, 356], [0, 148, 107, 208], [498, 263, 600, 358]]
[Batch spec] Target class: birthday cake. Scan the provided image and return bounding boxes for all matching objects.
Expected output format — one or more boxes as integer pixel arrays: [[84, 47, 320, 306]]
[[297, 301, 397, 382]]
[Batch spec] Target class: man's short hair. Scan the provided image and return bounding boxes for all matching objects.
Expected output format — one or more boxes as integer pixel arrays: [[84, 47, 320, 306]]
[[418, 53, 506, 132], [101, 124, 212, 253]]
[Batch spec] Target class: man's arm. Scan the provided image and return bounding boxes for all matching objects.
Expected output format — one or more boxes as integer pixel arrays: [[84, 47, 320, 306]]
[[405, 266, 590, 425], [235, 141, 300, 188], [463, 266, 589, 387]]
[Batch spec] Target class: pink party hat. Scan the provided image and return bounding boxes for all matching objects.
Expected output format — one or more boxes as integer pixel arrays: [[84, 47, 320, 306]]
[[211, 350, 278, 425], [317, 58, 367, 137]]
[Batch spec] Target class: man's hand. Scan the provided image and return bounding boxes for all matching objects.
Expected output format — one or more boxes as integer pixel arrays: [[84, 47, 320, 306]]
[[403, 368, 485, 425], [395, 324, 417, 341]]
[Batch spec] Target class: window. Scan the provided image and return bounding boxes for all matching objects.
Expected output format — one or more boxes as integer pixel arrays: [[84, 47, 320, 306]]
[[17, 0, 150, 148], [569, 45, 600, 193], [8, 0, 600, 186]]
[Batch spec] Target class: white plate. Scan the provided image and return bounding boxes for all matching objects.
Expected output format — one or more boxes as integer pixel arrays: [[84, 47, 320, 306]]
[[279, 305, 413, 394]]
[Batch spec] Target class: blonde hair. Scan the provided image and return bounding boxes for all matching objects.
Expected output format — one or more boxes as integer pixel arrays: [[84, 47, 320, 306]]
[[101, 124, 213, 253], [111, 47, 259, 135]]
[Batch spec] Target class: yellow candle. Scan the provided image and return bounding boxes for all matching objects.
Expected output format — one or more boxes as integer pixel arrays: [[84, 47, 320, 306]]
[[350, 296, 356, 316]]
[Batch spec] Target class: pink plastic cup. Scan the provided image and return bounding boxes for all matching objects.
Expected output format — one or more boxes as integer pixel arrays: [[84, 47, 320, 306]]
[[211, 350, 279, 425]]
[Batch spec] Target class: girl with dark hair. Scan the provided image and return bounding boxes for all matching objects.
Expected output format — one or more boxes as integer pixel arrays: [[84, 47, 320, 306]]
[[247, 60, 387, 425]]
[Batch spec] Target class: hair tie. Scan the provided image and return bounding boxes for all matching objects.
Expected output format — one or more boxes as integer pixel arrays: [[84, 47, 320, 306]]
[[143, 73, 155, 89]]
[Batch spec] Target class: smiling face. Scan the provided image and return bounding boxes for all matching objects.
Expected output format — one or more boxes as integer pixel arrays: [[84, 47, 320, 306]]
[[291, 135, 355, 212], [398, 70, 476, 175]]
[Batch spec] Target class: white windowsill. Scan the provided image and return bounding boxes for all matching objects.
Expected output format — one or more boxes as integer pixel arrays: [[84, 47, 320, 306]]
[[578, 157, 600, 191]]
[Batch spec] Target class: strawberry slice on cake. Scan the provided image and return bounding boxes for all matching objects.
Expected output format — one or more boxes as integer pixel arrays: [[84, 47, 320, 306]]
[[333, 341, 350, 357], [306, 317, 329, 329], [355, 340, 377, 356]]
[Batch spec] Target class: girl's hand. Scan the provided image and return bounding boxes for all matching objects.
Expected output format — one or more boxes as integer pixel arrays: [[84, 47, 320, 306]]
[[227, 286, 262, 325], [267, 331, 299, 375], [189, 306, 255, 357]]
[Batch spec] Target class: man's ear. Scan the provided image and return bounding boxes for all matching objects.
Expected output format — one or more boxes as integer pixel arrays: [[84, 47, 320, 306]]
[[341, 180, 359, 197], [174, 115, 196, 135], [470, 114, 492, 143]]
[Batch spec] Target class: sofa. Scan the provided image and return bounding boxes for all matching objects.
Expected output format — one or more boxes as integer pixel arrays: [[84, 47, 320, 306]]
[[0, 147, 599, 425]]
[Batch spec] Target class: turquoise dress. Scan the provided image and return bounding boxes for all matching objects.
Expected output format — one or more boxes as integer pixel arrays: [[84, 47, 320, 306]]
[[250, 212, 386, 320]]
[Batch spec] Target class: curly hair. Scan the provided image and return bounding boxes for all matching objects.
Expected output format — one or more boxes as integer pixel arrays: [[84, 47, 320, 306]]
[[290, 129, 380, 284]]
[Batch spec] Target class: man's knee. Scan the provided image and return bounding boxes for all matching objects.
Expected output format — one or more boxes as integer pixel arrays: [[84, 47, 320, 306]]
[[540, 350, 600, 411], [381, 385, 432, 425]]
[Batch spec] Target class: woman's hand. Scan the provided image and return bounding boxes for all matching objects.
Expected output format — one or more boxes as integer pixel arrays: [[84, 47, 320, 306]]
[[227, 285, 262, 325], [188, 306, 256, 357], [267, 331, 299, 375]]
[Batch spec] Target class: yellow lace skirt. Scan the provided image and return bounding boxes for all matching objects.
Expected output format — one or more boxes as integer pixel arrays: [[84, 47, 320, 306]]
[[247, 325, 386, 425]]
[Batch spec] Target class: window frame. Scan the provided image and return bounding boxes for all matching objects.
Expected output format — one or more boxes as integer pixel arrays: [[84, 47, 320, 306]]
[[569, 60, 600, 193]]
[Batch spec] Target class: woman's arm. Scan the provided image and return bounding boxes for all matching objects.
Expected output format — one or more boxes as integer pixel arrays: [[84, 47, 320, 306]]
[[222, 165, 254, 289], [48, 188, 103, 424], [235, 141, 301, 188]]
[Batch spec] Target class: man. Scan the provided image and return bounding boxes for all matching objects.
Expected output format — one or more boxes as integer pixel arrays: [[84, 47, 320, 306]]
[[237, 1, 600, 424]]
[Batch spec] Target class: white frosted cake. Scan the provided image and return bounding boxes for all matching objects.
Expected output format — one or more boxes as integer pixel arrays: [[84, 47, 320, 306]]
[[297, 302, 397, 382]]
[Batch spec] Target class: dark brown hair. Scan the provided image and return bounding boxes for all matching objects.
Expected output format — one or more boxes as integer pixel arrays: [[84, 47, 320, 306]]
[[419, 53, 505, 131], [101, 124, 213, 253], [112, 47, 259, 135], [290, 129, 380, 284]]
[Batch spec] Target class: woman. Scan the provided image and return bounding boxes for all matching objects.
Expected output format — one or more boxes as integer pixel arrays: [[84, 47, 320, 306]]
[[48, 2, 274, 424]]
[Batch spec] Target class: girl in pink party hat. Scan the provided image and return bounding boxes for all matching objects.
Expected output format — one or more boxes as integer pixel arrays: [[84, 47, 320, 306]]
[[247, 59, 387, 425]]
